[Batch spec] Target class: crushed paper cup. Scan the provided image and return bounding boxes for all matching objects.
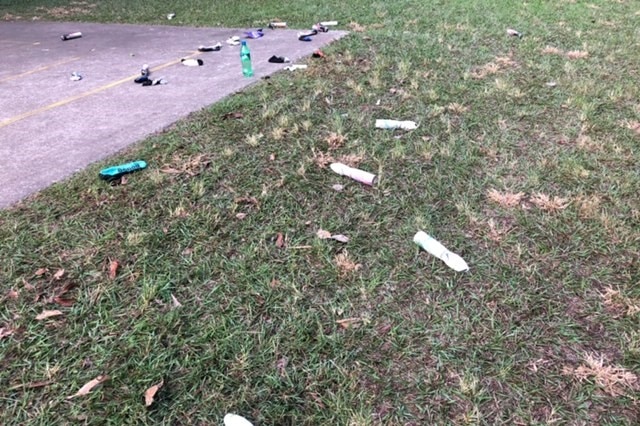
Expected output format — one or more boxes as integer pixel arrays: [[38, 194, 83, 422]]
[[375, 119, 418, 130], [181, 58, 204, 66], [167, 13, 176, 20], [224, 413, 254, 426], [413, 231, 469, 272], [330, 162, 377, 186]]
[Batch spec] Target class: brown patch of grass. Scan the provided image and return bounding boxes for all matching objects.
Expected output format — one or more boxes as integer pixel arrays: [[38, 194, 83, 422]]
[[566, 50, 589, 59], [325, 132, 346, 150], [334, 251, 362, 277], [471, 55, 518, 79], [336, 153, 364, 167], [529, 193, 570, 212], [348, 22, 367, 32], [160, 154, 211, 177], [35, 2, 97, 18], [565, 353, 639, 396], [601, 287, 640, 318], [446, 102, 469, 114], [575, 194, 601, 219], [623, 120, 640, 135], [542, 46, 564, 55], [311, 148, 334, 169], [487, 189, 524, 208]]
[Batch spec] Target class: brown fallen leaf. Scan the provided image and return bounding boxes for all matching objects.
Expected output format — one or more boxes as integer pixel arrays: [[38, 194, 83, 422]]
[[53, 269, 65, 280], [336, 318, 363, 329], [275, 232, 285, 248], [7, 289, 19, 300], [35, 267, 48, 276], [0, 327, 16, 339], [144, 380, 164, 407], [22, 279, 35, 291], [53, 296, 75, 307], [108, 260, 119, 280], [276, 356, 289, 377], [171, 294, 182, 308], [67, 375, 109, 399], [36, 310, 63, 320], [235, 213, 247, 220], [316, 229, 332, 239]]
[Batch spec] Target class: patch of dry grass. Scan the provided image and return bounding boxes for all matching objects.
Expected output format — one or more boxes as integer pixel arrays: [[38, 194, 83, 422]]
[[486, 189, 524, 208], [565, 353, 639, 396]]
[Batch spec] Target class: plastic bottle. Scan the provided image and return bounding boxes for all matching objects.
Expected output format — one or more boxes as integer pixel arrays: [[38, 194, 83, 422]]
[[240, 41, 253, 77], [413, 231, 469, 272]]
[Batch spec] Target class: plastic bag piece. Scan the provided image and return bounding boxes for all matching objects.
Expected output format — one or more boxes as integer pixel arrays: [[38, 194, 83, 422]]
[[224, 414, 254, 426], [244, 29, 264, 39], [413, 231, 469, 272], [99, 160, 148, 181], [268, 55, 290, 63]]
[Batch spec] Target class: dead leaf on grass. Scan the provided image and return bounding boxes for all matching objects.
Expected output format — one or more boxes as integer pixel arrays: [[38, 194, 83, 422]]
[[487, 189, 524, 208], [23, 279, 35, 291], [337, 153, 364, 167], [7, 289, 19, 300], [34, 267, 48, 276], [222, 111, 244, 120], [171, 294, 183, 308], [335, 251, 362, 277], [311, 148, 334, 169], [316, 229, 332, 239], [53, 269, 65, 280], [67, 375, 109, 399], [108, 260, 119, 280], [275, 233, 285, 248], [144, 380, 164, 406], [235, 213, 247, 220], [326, 132, 346, 150], [0, 327, 16, 339], [276, 356, 288, 377], [529, 193, 570, 212], [566, 353, 638, 396], [53, 295, 75, 307], [36, 310, 63, 320], [566, 50, 589, 59], [542, 46, 563, 55], [336, 317, 363, 329], [447, 102, 469, 114]]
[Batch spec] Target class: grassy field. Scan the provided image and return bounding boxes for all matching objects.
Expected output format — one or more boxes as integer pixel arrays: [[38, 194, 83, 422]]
[[1, 0, 639, 424]]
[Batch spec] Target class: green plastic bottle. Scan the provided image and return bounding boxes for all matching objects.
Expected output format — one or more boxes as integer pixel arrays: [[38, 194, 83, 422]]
[[240, 41, 253, 77]]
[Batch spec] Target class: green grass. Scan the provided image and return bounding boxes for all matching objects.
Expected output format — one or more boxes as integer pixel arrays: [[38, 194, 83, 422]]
[[2, 0, 640, 424]]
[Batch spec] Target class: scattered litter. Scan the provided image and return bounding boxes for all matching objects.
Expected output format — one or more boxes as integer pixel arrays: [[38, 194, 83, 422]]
[[224, 414, 254, 426], [167, 13, 176, 20], [507, 28, 522, 38], [375, 119, 418, 130], [268, 21, 287, 29], [332, 184, 344, 191], [299, 36, 312, 42], [312, 23, 329, 33], [298, 29, 318, 41], [226, 36, 241, 46], [134, 75, 150, 84], [70, 71, 82, 81], [181, 58, 204, 66], [198, 42, 222, 52], [375, 99, 381, 106], [321, 20, 339, 26], [316, 229, 350, 243], [413, 231, 469, 272], [141, 64, 149, 76], [331, 234, 349, 243], [142, 77, 168, 86], [330, 162, 377, 186], [99, 160, 148, 181], [312, 50, 325, 59], [284, 64, 308, 71], [268, 55, 290, 63], [61, 32, 82, 41], [546, 81, 557, 87], [36, 309, 63, 320], [245, 29, 264, 39]]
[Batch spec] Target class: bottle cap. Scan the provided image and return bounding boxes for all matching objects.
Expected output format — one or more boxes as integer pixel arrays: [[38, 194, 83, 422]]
[[241, 40, 247, 46]]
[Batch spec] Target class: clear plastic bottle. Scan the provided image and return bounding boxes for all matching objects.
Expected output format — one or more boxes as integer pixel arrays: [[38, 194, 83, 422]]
[[240, 41, 253, 77]]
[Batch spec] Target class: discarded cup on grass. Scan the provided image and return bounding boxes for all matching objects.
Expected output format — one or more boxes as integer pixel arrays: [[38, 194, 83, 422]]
[[198, 43, 222, 52], [99, 160, 147, 181], [284, 64, 307, 71], [268, 21, 287, 29], [413, 231, 469, 272], [330, 162, 377, 186], [181, 58, 204, 66], [70, 71, 82, 81], [141, 64, 150, 76], [375, 119, 418, 130], [507, 28, 522, 38], [224, 413, 254, 426], [61, 32, 82, 41], [167, 13, 176, 20], [320, 21, 339, 26], [268, 55, 290, 63]]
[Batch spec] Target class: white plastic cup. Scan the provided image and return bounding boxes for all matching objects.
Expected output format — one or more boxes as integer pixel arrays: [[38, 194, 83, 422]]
[[414, 231, 469, 272], [224, 414, 253, 426], [375, 119, 418, 130], [330, 163, 377, 186]]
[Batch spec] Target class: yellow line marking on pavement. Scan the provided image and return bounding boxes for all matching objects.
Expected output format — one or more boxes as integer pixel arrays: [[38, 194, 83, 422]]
[[0, 52, 201, 130], [0, 56, 81, 83]]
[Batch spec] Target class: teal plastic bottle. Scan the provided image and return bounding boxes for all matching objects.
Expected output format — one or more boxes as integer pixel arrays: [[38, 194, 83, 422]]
[[240, 41, 253, 77]]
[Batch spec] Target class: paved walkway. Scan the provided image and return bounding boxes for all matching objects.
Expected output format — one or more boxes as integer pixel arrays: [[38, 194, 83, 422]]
[[0, 21, 347, 208]]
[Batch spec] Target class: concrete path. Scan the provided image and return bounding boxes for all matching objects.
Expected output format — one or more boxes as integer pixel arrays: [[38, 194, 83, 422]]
[[0, 21, 347, 208]]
